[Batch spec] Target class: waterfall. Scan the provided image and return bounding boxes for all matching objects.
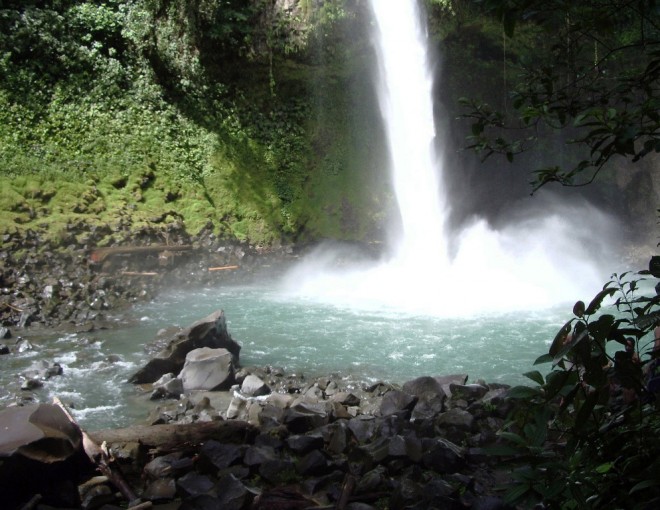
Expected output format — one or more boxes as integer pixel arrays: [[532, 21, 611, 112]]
[[370, 0, 447, 269], [282, 0, 616, 316]]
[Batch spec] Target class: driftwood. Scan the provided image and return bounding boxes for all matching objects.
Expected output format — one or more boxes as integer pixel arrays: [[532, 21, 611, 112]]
[[53, 398, 144, 508], [336, 474, 356, 510], [2, 302, 24, 313], [89, 420, 257, 454], [90, 245, 192, 263]]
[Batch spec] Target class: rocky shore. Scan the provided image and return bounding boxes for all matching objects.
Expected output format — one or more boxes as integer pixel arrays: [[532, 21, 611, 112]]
[[1, 311, 516, 509], [0, 222, 298, 334], [1, 235, 519, 509]]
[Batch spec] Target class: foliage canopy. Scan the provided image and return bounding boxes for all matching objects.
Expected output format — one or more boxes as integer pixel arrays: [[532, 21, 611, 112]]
[[460, 0, 660, 192]]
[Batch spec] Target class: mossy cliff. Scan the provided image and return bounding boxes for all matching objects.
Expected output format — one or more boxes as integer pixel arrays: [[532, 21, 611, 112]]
[[0, 0, 391, 248]]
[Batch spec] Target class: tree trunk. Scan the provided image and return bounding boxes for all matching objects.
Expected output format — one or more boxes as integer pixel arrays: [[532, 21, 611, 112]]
[[89, 420, 256, 453]]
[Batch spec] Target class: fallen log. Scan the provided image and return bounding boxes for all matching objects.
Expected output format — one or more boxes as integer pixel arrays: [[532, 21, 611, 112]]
[[1, 302, 24, 313], [89, 420, 257, 454], [208, 265, 240, 271], [53, 398, 143, 507], [90, 245, 192, 263], [336, 474, 356, 510]]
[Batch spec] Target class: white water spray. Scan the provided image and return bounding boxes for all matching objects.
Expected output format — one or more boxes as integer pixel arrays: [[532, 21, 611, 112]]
[[282, 0, 616, 316]]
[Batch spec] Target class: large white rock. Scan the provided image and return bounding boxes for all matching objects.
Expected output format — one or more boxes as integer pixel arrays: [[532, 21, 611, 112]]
[[241, 374, 271, 397], [179, 347, 234, 391]]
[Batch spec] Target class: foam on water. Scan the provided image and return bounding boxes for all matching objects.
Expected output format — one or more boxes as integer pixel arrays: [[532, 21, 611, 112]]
[[281, 0, 618, 317]]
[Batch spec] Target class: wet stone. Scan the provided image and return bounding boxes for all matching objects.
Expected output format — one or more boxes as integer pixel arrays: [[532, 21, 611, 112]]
[[176, 472, 216, 498], [259, 458, 297, 484], [243, 445, 278, 467], [216, 473, 256, 510], [450, 383, 489, 402], [348, 416, 377, 443], [286, 433, 324, 454], [403, 376, 447, 398], [283, 402, 329, 433], [143, 477, 176, 502], [379, 390, 417, 416], [241, 374, 270, 397], [143, 453, 184, 479], [421, 437, 466, 474], [411, 392, 446, 421], [436, 408, 475, 431], [199, 441, 243, 471], [296, 449, 330, 476]]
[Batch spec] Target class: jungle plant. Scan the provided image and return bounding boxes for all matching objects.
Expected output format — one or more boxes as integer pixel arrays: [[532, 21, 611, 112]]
[[460, 0, 660, 192], [493, 263, 660, 508]]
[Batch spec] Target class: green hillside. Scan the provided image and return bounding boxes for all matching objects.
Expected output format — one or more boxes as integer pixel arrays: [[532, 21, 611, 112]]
[[0, 0, 391, 248]]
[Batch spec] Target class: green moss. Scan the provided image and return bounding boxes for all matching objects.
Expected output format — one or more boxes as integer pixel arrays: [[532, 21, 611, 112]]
[[0, 2, 391, 248]]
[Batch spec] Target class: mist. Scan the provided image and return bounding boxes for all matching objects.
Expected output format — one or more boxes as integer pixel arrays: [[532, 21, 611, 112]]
[[280, 0, 623, 317]]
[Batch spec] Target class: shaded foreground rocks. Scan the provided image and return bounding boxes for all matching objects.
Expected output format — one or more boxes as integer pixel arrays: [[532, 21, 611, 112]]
[[1, 366, 515, 509], [0, 404, 91, 509], [137, 371, 514, 509]]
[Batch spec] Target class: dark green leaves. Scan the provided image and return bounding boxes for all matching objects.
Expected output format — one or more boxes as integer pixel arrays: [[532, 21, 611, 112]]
[[460, 0, 660, 192]]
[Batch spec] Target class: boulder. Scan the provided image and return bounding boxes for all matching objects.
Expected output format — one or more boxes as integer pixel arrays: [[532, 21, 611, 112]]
[[421, 437, 465, 474], [283, 402, 329, 433], [0, 404, 81, 462], [179, 348, 235, 391], [0, 404, 87, 509], [402, 376, 446, 398], [241, 374, 271, 397], [129, 310, 240, 384], [198, 441, 243, 471], [330, 391, 361, 406], [150, 373, 183, 400], [143, 478, 177, 502], [411, 392, 446, 421], [435, 374, 469, 397], [216, 473, 256, 510], [286, 434, 324, 454], [436, 408, 475, 431], [176, 471, 216, 498], [449, 384, 489, 402], [379, 390, 417, 416]]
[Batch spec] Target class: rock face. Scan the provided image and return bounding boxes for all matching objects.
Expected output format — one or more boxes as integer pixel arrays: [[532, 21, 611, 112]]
[[179, 347, 235, 391], [0, 404, 81, 461], [0, 404, 90, 509], [129, 310, 240, 384]]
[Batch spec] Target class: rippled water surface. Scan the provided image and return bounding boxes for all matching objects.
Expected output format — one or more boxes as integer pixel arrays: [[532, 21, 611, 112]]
[[0, 268, 573, 430]]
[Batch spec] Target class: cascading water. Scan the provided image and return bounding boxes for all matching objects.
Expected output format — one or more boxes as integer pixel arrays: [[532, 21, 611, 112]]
[[283, 0, 617, 316], [370, 0, 447, 269]]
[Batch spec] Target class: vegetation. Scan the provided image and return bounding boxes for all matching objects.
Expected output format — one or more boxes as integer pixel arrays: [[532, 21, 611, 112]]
[[495, 270, 660, 508], [457, 0, 660, 192], [0, 0, 385, 246], [450, 1, 660, 507]]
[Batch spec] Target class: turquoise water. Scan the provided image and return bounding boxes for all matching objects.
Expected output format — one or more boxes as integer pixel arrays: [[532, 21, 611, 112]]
[[0, 270, 578, 430], [12, 258, 657, 432]]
